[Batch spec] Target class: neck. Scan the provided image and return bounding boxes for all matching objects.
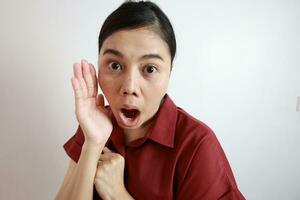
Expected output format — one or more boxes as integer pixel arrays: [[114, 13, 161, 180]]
[[124, 123, 152, 145]]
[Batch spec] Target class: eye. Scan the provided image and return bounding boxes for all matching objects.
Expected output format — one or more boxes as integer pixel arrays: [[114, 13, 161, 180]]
[[109, 61, 122, 71], [144, 65, 157, 74]]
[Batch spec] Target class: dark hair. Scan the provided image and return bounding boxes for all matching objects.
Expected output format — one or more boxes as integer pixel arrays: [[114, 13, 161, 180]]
[[98, 0, 176, 65]]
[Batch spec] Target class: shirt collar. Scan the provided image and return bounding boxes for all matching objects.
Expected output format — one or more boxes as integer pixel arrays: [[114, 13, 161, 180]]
[[108, 93, 178, 153], [146, 94, 177, 148]]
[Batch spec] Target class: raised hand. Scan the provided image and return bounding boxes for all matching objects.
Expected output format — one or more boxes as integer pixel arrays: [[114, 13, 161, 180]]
[[71, 59, 112, 146]]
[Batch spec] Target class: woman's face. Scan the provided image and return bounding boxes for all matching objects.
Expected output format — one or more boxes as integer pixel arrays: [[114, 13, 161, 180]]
[[98, 27, 171, 132]]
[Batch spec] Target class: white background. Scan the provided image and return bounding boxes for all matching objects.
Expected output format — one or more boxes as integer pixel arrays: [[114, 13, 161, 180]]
[[0, 0, 299, 199]]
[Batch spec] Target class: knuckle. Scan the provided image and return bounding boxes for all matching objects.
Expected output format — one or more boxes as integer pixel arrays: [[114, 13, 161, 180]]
[[108, 159, 115, 166]]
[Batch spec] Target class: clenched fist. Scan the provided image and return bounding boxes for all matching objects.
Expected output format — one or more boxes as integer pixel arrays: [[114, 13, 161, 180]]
[[94, 147, 133, 200]]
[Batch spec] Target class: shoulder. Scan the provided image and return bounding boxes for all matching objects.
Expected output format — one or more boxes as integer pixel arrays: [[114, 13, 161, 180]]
[[174, 106, 219, 152], [173, 107, 245, 199], [173, 106, 225, 177], [173, 107, 227, 179]]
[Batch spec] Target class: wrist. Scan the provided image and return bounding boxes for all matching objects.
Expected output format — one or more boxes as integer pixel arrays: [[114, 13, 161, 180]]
[[82, 142, 104, 156]]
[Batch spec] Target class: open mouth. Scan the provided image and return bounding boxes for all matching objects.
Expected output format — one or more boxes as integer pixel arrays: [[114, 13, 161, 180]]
[[121, 108, 140, 120], [119, 108, 141, 127]]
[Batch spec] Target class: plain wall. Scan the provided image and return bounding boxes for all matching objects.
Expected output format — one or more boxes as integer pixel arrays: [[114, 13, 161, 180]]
[[0, 0, 299, 199]]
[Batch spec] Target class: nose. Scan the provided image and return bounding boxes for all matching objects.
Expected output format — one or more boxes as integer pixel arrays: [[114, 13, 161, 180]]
[[120, 71, 140, 97]]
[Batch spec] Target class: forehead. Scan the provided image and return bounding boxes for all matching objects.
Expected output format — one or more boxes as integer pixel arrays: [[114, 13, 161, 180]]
[[100, 28, 170, 61]]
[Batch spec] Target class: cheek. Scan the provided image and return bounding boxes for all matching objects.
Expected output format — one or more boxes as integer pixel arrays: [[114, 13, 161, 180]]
[[145, 77, 169, 108], [151, 76, 169, 94]]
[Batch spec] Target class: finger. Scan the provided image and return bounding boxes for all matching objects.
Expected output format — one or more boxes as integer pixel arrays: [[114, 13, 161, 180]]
[[99, 152, 114, 161], [89, 63, 98, 97], [82, 60, 95, 98], [73, 62, 88, 98], [97, 159, 104, 168], [103, 146, 112, 153], [70, 77, 84, 100], [96, 94, 104, 107]]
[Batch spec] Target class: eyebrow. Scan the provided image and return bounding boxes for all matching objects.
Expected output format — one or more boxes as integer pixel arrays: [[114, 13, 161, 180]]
[[103, 48, 165, 62]]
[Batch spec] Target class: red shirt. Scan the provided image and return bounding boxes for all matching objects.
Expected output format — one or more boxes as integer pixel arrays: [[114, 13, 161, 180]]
[[63, 94, 245, 200]]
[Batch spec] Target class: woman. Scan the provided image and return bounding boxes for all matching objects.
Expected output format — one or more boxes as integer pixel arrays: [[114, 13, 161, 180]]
[[56, 1, 245, 199]]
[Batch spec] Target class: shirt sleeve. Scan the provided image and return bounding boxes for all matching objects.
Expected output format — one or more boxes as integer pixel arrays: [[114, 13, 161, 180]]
[[63, 125, 85, 163], [176, 132, 246, 200], [63, 126, 105, 200]]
